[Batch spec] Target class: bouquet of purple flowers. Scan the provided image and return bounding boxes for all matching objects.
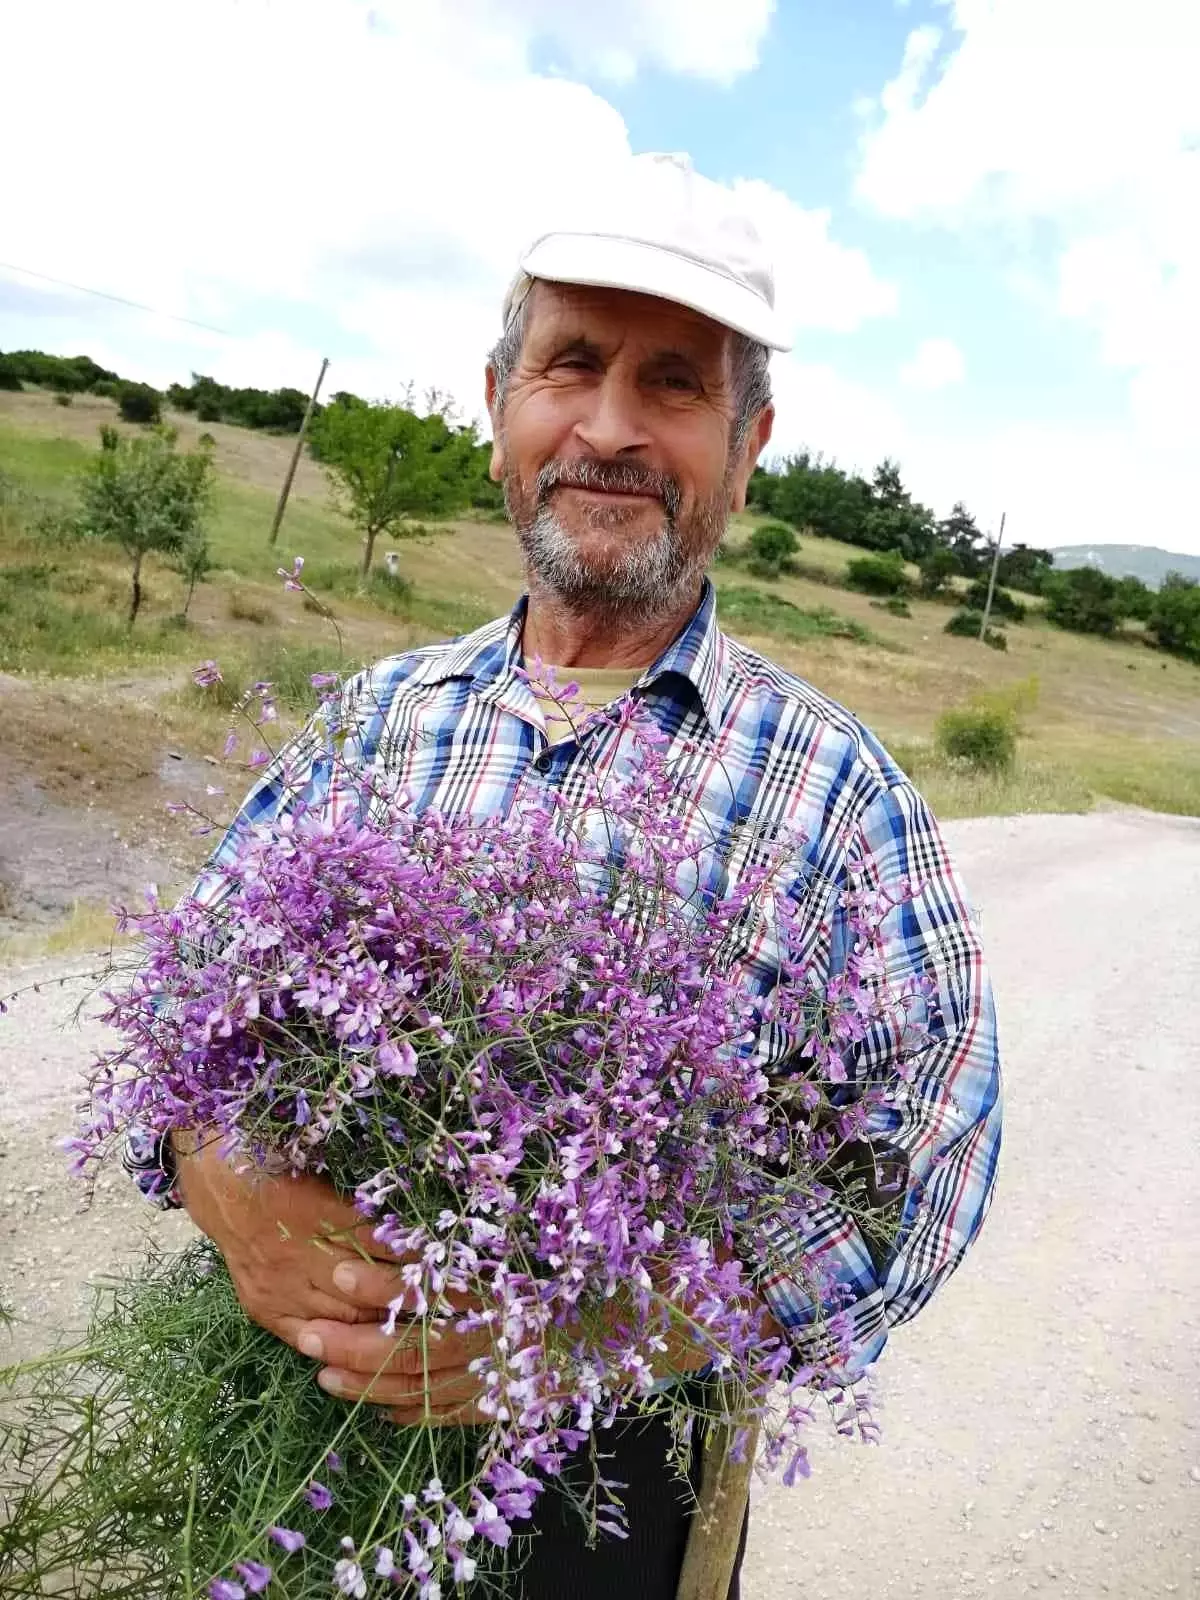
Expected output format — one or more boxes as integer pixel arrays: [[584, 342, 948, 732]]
[[2, 669, 926, 1600]]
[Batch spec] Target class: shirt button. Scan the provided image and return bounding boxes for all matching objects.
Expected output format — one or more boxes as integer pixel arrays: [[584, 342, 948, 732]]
[[533, 752, 552, 774]]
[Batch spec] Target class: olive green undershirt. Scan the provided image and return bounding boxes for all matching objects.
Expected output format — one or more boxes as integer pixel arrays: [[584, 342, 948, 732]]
[[527, 664, 643, 744]]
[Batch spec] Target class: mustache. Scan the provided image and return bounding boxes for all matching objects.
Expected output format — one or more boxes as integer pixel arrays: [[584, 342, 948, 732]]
[[534, 457, 682, 516]]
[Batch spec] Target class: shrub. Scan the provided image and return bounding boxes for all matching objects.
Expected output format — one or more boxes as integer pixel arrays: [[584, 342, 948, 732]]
[[872, 596, 912, 618], [845, 551, 911, 597], [717, 584, 875, 646], [964, 579, 1026, 622], [0, 356, 23, 392], [1041, 566, 1122, 635], [1145, 573, 1200, 662], [983, 628, 1008, 651], [918, 546, 961, 597], [91, 379, 119, 399], [117, 382, 163, 425], [935, 704, 1017, 772], [944, 608, 985, 638], [745, 521, 798, 579], [227, 593, 277, 626]]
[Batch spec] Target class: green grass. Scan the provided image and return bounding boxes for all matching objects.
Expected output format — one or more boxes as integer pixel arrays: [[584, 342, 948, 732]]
[[713, 581, 882, 648], [2, 396, 1198, 825]]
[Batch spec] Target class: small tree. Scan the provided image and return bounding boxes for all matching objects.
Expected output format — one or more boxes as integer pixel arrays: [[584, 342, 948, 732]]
[[1146, 573, 1200, 661], [312, 396, 477, 579], [745, 521, 798, 579], [918, 545, 961, 597], [117, 382, 163, 425], [169, 526, 215, 621], [1042, 566, 1122, 635], [78, 426, 214, 625], [846, 551, 911, 597]]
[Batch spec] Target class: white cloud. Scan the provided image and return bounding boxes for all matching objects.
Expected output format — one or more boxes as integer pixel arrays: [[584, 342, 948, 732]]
[[0, 0, 890, 439], [854, 0, 1200, 555], [899, 336, 965, 390], [444, 0, 776, 85]]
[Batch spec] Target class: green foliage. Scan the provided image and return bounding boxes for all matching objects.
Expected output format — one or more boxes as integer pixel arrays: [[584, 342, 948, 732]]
[[717, 584, 876, 646], [845, 551, 911, 597], [1113, 573, 1154, 622], [167, 373, 312, 432], [116, 382, 162, 425], [0, 356, 23, 392], [0, 349, 118, 393], [935, 703, 1017, 772], [1041, 565, 1123, 635], [964, 579, 1027, 622], [53, 392, 73, 407], [936, 502, 988, 578], [0, 559, 183, 671], [873, 596, 912, 618], [0, 1243, 494, 1599], [918, 545, 961, 597], [743, 520, 798, 579], [996, 542, 1054, 594], [77, 426, 214, 624], [943, 608, 1007, 649], [1146, 572, 1200, 662], [311, 398, 478, 578], [168, 525, 215, 621]]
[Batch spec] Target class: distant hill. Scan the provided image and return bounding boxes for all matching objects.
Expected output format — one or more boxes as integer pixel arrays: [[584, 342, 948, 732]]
[[1051, 544, 1200, 589]]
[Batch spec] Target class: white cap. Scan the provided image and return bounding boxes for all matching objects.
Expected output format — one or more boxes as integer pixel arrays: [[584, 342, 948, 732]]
[[502, 152, 790, 353]]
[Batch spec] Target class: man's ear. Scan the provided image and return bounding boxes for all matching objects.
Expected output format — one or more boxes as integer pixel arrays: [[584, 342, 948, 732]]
[[485, 365, 505, 482], [729, 404, 774, 512]]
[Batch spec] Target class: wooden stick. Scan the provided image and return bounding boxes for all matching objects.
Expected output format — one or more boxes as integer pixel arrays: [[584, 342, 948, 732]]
[[675, 1416, 759, 1600]]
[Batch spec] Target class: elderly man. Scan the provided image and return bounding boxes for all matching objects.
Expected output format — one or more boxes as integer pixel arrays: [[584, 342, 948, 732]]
[[131, 153, 1001, 1597]]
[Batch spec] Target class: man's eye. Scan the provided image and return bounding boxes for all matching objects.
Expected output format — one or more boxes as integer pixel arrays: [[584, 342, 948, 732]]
[[554, 355, 596, 372], [656, 372, 700, 392]]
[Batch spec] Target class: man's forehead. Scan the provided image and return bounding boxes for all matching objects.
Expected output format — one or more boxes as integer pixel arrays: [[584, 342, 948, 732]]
[[523, 280, 730, 356]]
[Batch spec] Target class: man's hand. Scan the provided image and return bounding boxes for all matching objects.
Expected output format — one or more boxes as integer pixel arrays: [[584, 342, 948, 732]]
[[176, 1133, 491, 1423], [175, 1132, 396, 1349], [294, 1262, 492, 1426]]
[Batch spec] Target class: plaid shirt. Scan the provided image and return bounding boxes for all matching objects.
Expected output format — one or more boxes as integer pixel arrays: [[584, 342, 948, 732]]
[[130, 582, 1001, 1378]]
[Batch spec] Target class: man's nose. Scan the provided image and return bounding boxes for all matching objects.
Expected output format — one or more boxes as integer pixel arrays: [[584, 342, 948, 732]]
[[573, 371, 654, 458]]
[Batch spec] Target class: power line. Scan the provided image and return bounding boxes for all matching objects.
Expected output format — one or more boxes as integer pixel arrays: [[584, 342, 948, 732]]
[[0, 260, 234, 337]]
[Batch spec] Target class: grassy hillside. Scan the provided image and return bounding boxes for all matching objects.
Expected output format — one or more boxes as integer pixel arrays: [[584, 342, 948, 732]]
[[2, 388, 1198, 840]]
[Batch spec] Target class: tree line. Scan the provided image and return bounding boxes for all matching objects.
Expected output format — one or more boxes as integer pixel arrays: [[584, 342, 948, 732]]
[[4, 349, 1197, 661]]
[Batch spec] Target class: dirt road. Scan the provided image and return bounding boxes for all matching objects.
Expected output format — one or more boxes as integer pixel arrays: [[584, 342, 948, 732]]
[[2, 809, 1197, 1597]]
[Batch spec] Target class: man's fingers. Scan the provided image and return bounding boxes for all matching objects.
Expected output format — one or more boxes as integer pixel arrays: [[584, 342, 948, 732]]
[[318, 1364, 483, 1419], [324, 1255, 412, 1310]]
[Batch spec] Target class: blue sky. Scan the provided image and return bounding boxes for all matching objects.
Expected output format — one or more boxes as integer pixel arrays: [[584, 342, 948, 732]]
[[2, 0, 1197, 554]]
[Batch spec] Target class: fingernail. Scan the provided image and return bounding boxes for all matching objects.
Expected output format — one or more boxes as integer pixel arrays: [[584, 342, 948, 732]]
[[298, 1331, 323, 1360], [318, 1370, 342, 1394], [332, 1263, 357, 1294]]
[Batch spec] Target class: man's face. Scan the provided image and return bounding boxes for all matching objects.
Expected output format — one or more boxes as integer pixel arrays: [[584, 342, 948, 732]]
[[487, 282, 772, 620]]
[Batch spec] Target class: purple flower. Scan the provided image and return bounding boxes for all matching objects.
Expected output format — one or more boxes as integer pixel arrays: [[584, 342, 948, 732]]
[[305, 1480, 333, 1511], [208, 1582, 245, 1600], [234, 1561, 272, 1593], [277, 555, 305, 592], [192, 660, 223, 688], [325, 1449, 343, 1473], [268, 1526, 306, 1553], [248, 749, 270, 770], [310, 671, 340, 690]]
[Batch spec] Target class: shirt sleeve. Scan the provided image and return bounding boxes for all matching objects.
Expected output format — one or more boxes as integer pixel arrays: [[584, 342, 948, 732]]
[[756, 778, 1003, 1380]]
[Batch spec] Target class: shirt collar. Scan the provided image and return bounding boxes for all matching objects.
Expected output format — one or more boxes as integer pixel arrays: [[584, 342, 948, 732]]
[[418, 581, 729, 733]]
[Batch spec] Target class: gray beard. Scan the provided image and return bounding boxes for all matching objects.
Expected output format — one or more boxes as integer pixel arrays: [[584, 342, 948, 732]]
[[516, 505, 710, 623]]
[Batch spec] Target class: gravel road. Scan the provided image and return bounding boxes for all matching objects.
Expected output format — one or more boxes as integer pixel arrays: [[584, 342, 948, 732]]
[[2, 809, 1198, 1598]]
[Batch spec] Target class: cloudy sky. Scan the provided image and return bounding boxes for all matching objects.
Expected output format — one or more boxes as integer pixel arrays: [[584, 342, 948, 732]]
[[2, 0, 1198, 555]]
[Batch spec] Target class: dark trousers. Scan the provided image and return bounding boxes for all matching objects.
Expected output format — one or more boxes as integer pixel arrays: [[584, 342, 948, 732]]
[[513, 1407, 749, 1600]]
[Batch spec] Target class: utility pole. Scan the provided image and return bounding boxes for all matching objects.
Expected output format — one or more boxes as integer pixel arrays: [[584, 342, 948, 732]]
[[267, 356, 329, 547], [978, 510, 1007, 642]]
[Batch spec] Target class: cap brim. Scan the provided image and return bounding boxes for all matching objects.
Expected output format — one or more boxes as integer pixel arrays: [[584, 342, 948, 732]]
[[515, 233, 792, 352]]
